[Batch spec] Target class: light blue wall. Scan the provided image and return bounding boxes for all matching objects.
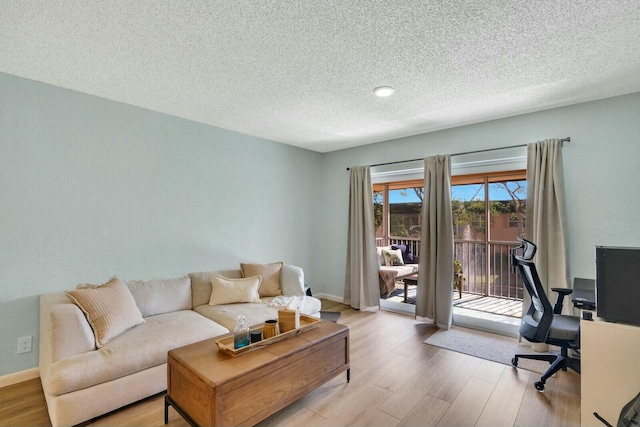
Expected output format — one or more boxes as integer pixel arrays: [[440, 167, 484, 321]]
[[0, 72, 322, 375], [2, 70, 639, 377], [314, 93, 640, 298]]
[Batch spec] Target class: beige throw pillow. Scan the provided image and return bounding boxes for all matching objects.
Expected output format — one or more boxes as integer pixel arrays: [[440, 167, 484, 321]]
[[240, 262, 284, 297], [209, 274, 262, 306], [65, 277, 145, 348]]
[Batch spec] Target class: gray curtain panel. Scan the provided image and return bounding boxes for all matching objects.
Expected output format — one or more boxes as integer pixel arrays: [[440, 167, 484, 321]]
[[344, 166, 380, 311], [416, 155, 454, 329], [525, 139, 570, 316]]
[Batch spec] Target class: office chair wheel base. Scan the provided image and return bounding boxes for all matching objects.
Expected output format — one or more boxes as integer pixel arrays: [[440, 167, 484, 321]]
[[534, 381, 545, 392], [511, 357, 518, 367]]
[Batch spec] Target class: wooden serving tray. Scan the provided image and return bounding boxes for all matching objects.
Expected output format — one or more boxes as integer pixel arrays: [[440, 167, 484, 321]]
[[215, 314, 321, 357]]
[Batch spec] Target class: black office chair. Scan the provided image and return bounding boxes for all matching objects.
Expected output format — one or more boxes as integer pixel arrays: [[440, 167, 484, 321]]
[[510, 238, 581, 391]]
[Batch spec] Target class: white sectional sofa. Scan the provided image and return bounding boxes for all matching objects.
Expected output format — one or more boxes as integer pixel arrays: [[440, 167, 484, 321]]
[[39, 265, 321, 427]]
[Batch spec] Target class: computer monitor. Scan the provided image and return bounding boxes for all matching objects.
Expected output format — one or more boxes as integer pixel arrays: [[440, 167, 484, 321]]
[[595, 246, 640, 326], [572, 278, 595, 310]]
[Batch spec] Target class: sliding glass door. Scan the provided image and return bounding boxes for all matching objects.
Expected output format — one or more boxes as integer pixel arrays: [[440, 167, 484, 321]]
[[374, 171, 526, 326], [375, 180, 423, 314], [451, 171, 525, 334]]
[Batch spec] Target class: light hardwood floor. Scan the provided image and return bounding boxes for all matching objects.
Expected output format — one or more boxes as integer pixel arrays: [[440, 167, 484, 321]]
[[0, 299, 581, 427]]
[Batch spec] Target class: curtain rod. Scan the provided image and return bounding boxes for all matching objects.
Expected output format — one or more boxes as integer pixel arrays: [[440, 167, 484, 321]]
[[346, 137, 570, 171]]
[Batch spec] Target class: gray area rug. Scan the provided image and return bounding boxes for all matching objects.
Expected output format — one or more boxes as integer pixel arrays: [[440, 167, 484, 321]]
[[319, 311, 341, 323], [424, 326, 547, 373]]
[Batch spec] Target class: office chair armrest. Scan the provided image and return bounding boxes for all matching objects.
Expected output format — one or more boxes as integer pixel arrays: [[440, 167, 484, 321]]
[[551, 288, 573, 295], [550, 288, 573, 314]]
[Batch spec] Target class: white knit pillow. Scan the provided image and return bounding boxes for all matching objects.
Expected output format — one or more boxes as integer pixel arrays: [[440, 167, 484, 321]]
[[66, 277, 144, 348], [209, 274, 262, 306]]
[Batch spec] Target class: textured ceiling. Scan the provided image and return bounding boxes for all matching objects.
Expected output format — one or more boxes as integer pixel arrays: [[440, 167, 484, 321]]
[[2, 1, 640, 152]]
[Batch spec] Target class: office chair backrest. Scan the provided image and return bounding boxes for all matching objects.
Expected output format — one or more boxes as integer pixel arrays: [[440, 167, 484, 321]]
[[512, 241, 553, 343], [521, 238, 536, 260], [510, 237, 536, 260], [510, 238, 536, 273]]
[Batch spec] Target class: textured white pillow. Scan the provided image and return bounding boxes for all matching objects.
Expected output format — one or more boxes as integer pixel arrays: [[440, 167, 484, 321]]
[[383, 248, 405, 266], [209, 274, 262, 306], [65, 277, 145, 348]]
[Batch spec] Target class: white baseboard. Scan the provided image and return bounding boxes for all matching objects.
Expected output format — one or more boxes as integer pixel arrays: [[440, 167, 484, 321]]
[[453, 308, 520, 338], [380, 299, 416, 315], [0, 367, 40, 388], [314, 293, 344, 303]]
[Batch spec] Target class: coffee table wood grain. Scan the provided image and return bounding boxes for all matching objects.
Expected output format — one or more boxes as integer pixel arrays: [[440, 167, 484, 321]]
[[165, 319, 349, 427]]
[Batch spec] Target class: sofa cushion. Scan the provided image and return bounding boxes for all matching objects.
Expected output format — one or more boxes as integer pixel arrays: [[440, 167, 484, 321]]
[[43, 310, 228, 396], [195, 301, 280, 331], [241, 262, 284, 297], [126, 276, 192, 318], [379, 264, 419, 278], [65, 278, 145, 348], [209, 274, 262, 305], [194, 296, 322, 331]]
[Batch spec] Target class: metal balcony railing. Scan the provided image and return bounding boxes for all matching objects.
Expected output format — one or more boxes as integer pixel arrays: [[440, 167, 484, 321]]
[[377, 237, 523, 301]]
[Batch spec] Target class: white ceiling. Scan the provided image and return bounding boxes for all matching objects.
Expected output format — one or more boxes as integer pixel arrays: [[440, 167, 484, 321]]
[[2, 1, 640, 153]]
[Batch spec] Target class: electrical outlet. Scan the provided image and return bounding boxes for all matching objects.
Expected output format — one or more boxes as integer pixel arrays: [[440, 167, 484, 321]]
[[18, 336, 32, 354]]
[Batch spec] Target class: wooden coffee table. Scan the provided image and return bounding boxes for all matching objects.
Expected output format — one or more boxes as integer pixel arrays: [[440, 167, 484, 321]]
[[165, 319, 349, 427]]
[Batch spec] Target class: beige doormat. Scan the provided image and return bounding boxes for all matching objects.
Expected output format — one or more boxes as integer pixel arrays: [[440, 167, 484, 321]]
[[424, 326, 550, 374]]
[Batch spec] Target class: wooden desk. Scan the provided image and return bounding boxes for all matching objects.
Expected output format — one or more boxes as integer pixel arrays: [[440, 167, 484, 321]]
[[581, 318, 640, 426], [166, 320, 349, 427]]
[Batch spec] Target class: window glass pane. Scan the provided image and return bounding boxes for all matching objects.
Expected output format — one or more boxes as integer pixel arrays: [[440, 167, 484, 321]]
[[373, 189, 384, 239], [488, 180, 526, 240], [389, 187, 422, 237], [452, 183, 486, 241], [487, 179, 526, 299]]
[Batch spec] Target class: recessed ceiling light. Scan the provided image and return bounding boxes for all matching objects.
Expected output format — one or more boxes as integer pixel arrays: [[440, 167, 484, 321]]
[[373, 86, 395, 97]]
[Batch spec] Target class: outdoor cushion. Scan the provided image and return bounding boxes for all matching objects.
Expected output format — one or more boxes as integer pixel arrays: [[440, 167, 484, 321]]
[[392, 244, 415, 264]]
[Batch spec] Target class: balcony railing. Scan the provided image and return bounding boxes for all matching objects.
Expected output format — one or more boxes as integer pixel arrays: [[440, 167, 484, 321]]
[[377, 237, 523, 301]]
